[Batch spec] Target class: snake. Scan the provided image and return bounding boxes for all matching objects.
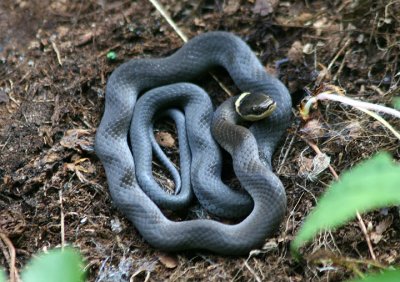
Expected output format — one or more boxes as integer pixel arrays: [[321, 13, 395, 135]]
[[95, 31, 292, 255]]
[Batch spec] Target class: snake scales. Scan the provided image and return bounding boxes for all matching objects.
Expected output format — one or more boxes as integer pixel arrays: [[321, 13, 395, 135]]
[[95, 32, 292, 255]]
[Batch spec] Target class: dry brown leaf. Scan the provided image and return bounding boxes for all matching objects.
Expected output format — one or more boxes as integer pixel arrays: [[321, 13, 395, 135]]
[[60, 129, 94, 152], [158, 253, 178, 269], [341, 122, 363, 139], [295, 12, 314, 25], [223, 0, 241, 14], [371, 216, 393, 244], [376, 217, 393, 234], [0, 89, 9, 103], [64, 158, 95, 183], [252, 0, 278, 16], [298, 153, 330, 181], [193, 17, 206, 27], [155, 131, 175, 148], [300, 119, 326, 141], [313, 17, 328, 36], [42, 152, 62, 164], [288, 41, 303, 65], [298, 156, 313, 175]]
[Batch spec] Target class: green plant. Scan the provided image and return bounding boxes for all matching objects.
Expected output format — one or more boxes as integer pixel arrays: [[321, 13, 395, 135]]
[[291, 152, 400, 280], [394, 97, 400, 110], [3, 248, 85, 282], [0, 269, 5, 282], [106, 51, 117, 61], [348, 269, 400, 282]]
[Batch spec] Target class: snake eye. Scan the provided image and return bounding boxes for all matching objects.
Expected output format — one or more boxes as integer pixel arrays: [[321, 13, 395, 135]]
[[235, 92, 276, 121]]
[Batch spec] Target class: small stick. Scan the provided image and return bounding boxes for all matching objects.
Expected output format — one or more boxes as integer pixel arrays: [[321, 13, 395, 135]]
[[357, 107, 400, 140], [51, 40, 63, 66], [303, 93, 400, 140], [0, 233, 21, 282], [277, 126, 298, 174], [7, 80, 20, 106], [306, 140, 338, 179], [244, 259, 262, 282], [305, 140, 377, 260], [356, 212, 376, 260], [59, 190, 65, 249], [148, 0, 188, 42], [147, 0, 233, 97], [333, 50, 350, 81], [327, 38, 351, 72], [307, 93, 400, 119]]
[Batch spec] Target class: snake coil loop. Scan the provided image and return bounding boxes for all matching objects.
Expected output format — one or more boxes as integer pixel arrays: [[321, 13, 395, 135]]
[[95, 32, 292, 255]]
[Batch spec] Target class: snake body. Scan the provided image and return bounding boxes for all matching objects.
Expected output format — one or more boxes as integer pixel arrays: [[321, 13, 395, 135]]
[[95, 32, 292, 254], [131, 83, 254, 218]]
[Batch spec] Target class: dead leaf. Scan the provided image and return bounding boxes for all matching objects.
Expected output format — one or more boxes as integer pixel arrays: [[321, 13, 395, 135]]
[[298, 156, 314, 177], [295, 12, 314, 25], [371, 216, 393, 244], [288, 41, 303, 65], [39, 125, 54, 146], [376, 217, 393, 234], [194, 17, 206, 27], [313, 17, 328, 36], [224, 0, 241, 14], [300, 119, 326, 141], [158, 253, 178, 269], [341, 122, 363, 139], [60, 129, 94, 152], [0, 89, 9, 103], [64, 158, 95, 183], [302, 43, 314, 55], [42, 152, 62, 164], [155, 131, 175, 148], [252, 0, 278, 16], [298, 153, 330, 181]]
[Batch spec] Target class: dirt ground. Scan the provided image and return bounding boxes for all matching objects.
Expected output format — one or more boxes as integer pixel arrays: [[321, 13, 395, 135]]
[[1, 0, 399, 281]]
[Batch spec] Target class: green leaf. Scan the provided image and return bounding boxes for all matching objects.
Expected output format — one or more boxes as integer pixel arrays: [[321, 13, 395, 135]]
[[394, 98, 400, 110], [347, 269, 400, 282], [106, 51, 117, 61], [0, 269, 5, 282], [22, 248, 85, 282], [291, 153, 400, 255]]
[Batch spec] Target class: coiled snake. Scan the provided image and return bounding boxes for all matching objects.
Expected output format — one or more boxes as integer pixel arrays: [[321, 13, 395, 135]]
[[95, 32, 292, 255]]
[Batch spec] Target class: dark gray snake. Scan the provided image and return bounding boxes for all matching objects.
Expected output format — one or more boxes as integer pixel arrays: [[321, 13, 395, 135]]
[[95, 32, 292, 255]]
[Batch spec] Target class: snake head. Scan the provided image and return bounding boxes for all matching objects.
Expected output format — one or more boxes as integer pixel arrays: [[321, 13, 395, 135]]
[[235, 92, 277, 121]]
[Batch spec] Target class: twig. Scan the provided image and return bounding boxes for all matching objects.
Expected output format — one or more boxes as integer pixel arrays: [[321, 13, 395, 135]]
[[305, 140, 377, 260], [148, 0, 188, 42], [303, 92, 400, 140], [244, 259, 262, 282], [356, 212, 376, 260], [306, 140, 338, 179], [147, 0, 233, 97], [0, 134, 11, 151], [305, 93, 400, 119], [59, 190, 65, 249], [356, 107, 400, 140], [7, 80, 20, 106], [327, 39, 351, 71], [0, 233, 21, 282], [333, 50, 350, 81], [277, 126, 298, 174], [51, 40, 63, 66]]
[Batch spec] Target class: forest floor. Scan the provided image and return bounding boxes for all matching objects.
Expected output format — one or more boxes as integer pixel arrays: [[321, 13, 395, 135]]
[[0, 0, 399, 281]]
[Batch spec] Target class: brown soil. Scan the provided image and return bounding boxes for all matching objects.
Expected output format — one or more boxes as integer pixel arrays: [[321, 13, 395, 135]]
[[1, 0, 399, 281]]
